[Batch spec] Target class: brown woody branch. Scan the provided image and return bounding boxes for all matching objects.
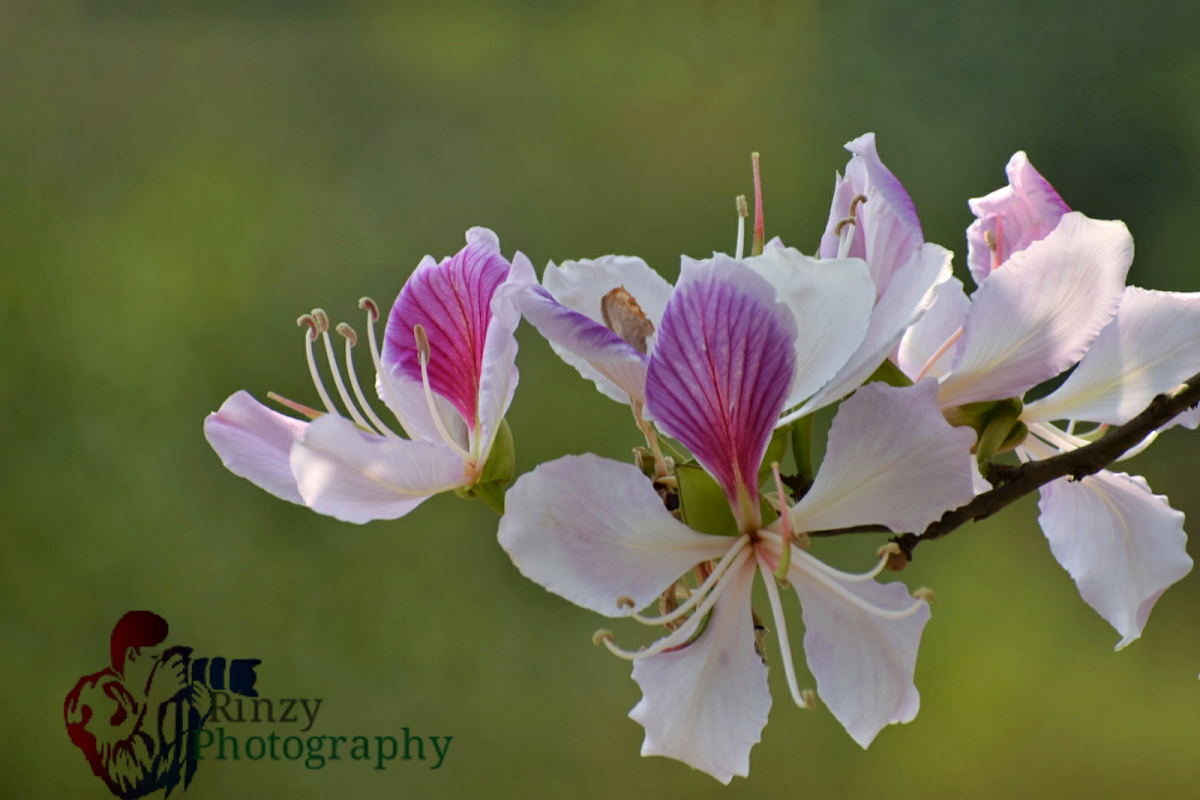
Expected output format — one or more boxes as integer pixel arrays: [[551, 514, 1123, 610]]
[[808, 370, 1200, 565]]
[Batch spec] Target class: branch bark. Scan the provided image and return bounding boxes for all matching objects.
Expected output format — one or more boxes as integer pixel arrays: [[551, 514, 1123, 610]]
[[808, 370, 1200, 564]]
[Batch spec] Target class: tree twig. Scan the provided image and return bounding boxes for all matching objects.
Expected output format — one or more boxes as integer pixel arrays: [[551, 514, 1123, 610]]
[[808, 370, 1200, 564]]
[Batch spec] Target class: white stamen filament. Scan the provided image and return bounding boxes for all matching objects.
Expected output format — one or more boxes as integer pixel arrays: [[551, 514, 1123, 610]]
[[414, 324, 473, 462], [1028, 421, 1096, 452], [758, 530, 892, 583], [735, 195, 748, 261], [360, 297, 420, 439], [599, 548, 754, 661], [630, 535, 751, 626], [755, 550, 811, 709], [835, 216, 856, 259], [339, 325, 401, 439], [798, 554, 928, 620], [319, 322, 374, 433], [914, 326, 963, 383], [299, 314, 338, 415]]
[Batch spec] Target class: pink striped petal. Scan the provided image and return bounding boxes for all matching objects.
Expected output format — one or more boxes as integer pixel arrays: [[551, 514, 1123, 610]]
[[383, 227, 512, 431], [629, 557, 768, 784], [204, 391, 308, 504], [967, 152, 1070, 284], [819, 133, 923, 297], [896, 276, 970, 381], [645, 256, 797, 508], [519, 285, 649, 405]]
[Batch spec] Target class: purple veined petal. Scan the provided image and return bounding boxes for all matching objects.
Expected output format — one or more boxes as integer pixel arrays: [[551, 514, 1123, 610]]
[[967, 151, 1071, 284], [289, 415, 466, 524], [645, 256, 798, 509], [818, 133, 923, 297], [742, 247, 875, 409], [629, 556, 769, 784], [204, 391, 308, 504], [790, 548, 930, 748], [939, 212, 1133, 407], [1023, 287, 1200, 426], [1038, 469, 1192, 649], [498, 454, 731, 616], [791, 381, 976, 533], [383, 227, 512, 431], [519, 285, 649, 405], [785, 243, 953, 421], [475, 250, 536, 462], [895, 276, 970, 382]]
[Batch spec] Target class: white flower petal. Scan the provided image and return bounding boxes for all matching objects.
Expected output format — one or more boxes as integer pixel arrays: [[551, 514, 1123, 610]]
[[476, 250, 536, 460], [896, 277, 970, 381], [1038, 469, 1192, 649], [789, 243, 952, 419], [1024, 287, 1200, 425], [630, 558, 769, 784], [498, 454, 730, 616], [938, 212, 1133, 406], [743, 247, 875, 408], [791, 550, 930, 748], [289, 415, 466, 524], [204, 391, 307, 504], [792, 381, 977, 533]]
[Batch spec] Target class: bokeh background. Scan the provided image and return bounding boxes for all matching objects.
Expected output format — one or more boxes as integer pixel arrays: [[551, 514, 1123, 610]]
[[5, 1, 1200, 797]]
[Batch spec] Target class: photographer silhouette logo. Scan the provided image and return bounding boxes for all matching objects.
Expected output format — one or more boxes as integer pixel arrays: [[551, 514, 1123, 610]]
[[64, 611, 261, 798]]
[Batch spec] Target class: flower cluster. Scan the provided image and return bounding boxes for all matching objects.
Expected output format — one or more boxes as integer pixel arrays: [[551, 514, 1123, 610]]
[[205, 135, 1199, 783]]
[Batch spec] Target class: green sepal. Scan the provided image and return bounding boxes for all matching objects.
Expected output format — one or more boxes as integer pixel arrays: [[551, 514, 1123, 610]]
[[676, 462, 740, 537], [943, 397, 1024, 438], [455, 418, 515, 515], [973, 401, 1027, 466], [789, 414, 815, 484], [866, 359, 914, 388]]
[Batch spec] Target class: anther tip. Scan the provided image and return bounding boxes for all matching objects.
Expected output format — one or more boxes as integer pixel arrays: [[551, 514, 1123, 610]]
[[616, 596, 636, 611], [358, 296, 380, 321], [877, 542, 902, 558], [413, 324, 431, 363], [984, 230, 998, 251], [297, 314, 318, 339], [311, 308, 330, 333], [592, 629, 613, 646], [735, 195, 749, 218], [335, 322, 358, 347], [913, 587, 935, 603], [801, 689, 818, 710]]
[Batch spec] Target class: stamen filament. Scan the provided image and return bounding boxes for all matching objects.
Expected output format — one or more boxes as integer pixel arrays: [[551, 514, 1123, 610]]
[[796, 552, 928, 620], [360, 297, 418, 439], [632, 400, 667, 478], [631, 535, 750, 626], [267, 391, 324, 420], [914, 326, 963, 383], [414, 324, 473, 461], [755, 550, 811, 709], [764, 531, 899, 585], [601, 548, 753, 660], [299, 314, 338, 415], [770, 463, 793, 582], [339, 326, 401, 439], [320, 325, 375, 433], [735, 195, 748, 261]]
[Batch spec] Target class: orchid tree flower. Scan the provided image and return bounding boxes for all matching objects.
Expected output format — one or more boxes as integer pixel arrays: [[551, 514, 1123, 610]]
[[205, 227, 534, 522], [499, 258, 976, 782], [896, 156, 1197, 647], [777, 134, 955, 424]]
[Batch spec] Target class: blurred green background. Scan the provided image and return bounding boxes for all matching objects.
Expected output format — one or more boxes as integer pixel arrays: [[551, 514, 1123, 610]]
[[5, 1, 1200, 797]]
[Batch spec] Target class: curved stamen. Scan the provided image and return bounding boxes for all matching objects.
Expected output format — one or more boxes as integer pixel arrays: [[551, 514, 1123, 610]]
[[914, 326, 963, 383], [317, 314, 373, 433], [770, 463, 793, 582], [1116, 430, 1158, 461], [360, 297, 419, 439], [338, 323, 401, 439], [414, 324, 473, 461], [599, 548, 754, 661], [630, 534, 751, 626], [298, 313, 338, 415], [755, 550, 812, 709], [760, 530, 897, 584], [794, 551, 928, 620], [1027, 421, 1098, 452]]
